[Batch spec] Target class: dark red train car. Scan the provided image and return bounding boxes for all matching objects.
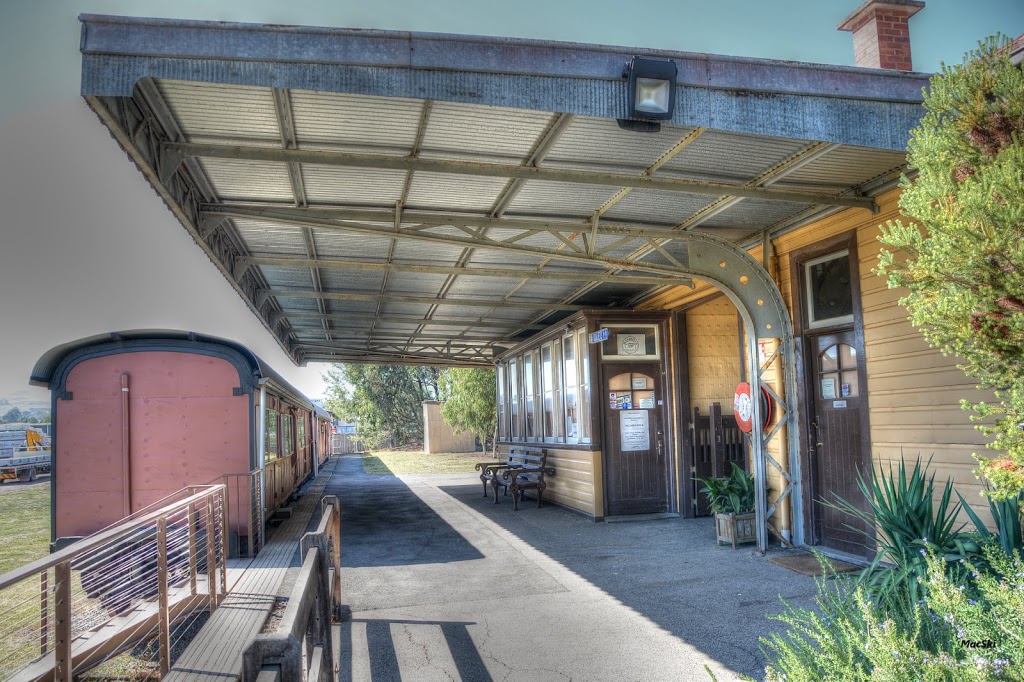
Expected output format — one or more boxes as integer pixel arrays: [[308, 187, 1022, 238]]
[[31, 330, 332, 552]]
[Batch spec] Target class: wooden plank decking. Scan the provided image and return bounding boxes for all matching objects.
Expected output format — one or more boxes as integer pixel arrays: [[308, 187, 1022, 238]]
[[165, 458, 340, 681]]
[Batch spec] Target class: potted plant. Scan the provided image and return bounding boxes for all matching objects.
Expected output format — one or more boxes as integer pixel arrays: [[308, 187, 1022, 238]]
[[696, 464, 757, 548]]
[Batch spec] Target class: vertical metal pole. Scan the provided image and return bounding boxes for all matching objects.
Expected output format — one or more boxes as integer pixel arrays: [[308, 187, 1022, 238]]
[[121, 373, 132, 517], [54, 561, 71, 682], [40, 570, 49, 656], [206, 496, 219, 611], [156, 517, 171, 677], [258, 384, 267, 552], [748, 330, 768, 553], [187, 502, 198, 594]]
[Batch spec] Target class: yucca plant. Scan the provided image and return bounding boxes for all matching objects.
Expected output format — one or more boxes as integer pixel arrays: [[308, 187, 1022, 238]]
[[957, 488, 1023, 556], [827, 457, 971, 607]]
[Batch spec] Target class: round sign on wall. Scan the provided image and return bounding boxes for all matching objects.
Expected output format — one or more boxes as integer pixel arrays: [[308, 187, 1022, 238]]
[[733, 382, 772, 433]]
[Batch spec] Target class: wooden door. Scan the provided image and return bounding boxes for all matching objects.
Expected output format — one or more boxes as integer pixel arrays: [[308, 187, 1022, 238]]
[[810, 330, 872, 555], [603, 363, 669, 515]]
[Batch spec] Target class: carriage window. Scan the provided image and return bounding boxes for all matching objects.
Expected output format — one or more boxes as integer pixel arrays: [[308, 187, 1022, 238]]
[[282, 414, 294, 457], [265, 409, 279, 461], [805, 251, 854, 328], [297, 416, 306, 448], [819, 343, 859, 399]]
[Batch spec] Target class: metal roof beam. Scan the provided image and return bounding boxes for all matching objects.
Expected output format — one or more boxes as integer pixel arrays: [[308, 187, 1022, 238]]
[[264, 289, 592, 312], [170, 142, 876, 210], [241, 255, 681, 286], [276, 311, 546, 330], [205, 206, 704, 281]]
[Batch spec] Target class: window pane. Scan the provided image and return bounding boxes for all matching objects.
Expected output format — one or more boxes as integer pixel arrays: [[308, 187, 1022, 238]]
[[840, 343, 857, 369], [525, 352, 536, 439], [497, 364, 507, 440], [807, 253, 853, 324], [509, 359, 519, 439], [563, 336, 578, 441], [578, 329, 591, 443], [265, 409, 278, 460], [840, 371, 859, 398], [820, 345, 838, 372]]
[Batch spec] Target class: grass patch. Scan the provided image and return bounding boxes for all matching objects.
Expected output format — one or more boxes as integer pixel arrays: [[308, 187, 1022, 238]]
[[362, 450, 492, 475], [0, 483, 50, 574], [0, 483, 51, 678]]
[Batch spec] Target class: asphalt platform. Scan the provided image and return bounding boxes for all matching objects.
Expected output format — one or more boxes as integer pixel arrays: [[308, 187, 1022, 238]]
[[323, 454, 819, 681]]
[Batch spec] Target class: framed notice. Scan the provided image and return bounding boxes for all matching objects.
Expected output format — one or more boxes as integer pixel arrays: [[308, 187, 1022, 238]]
[[620, 410, 650, 451], [821, 378, 837, 400], [600, 324, 660, 360]]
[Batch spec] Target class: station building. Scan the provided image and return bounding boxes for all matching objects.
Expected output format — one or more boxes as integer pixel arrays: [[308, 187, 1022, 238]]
[[73, 4, 1023, 556]]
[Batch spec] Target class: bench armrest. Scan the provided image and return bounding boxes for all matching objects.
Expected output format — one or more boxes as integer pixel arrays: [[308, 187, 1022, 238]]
[[474, 461, 508, 472]]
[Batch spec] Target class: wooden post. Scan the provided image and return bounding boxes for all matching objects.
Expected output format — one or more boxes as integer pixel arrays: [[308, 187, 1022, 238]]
[[206, 496, 219, 611], [156, 517, 171, 677], [220, 487, 229, 592], [187, 502, 198, 594], [247, 474, 256, 558], [710, 403, 725, 478], [40, 570, 49, 656], [54, 561, 71, 682]]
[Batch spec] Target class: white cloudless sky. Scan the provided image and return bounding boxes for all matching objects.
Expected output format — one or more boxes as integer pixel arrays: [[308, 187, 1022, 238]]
[[0, 1, 1021, 405]]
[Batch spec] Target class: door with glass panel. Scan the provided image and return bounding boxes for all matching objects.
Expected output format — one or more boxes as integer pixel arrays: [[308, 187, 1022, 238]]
[[799, 246, 872, 556], [602, 363, 668, 515]]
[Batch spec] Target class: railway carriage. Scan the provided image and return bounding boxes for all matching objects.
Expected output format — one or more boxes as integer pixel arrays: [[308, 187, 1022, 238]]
[[30, 330, 332, 554]]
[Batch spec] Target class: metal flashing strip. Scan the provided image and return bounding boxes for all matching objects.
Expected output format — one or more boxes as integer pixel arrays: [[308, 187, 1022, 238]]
[[80, 15, 927, 151]]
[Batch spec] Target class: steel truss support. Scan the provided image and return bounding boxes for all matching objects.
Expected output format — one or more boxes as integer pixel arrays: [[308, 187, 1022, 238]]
[[85, 90, 804, 549]]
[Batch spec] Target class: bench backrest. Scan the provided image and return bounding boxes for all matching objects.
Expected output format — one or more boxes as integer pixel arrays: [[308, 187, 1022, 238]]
[[507, 446, 547, 469]]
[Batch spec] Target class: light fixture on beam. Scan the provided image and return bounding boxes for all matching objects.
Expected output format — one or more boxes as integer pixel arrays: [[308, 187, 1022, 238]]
[[618, 56, 678, 133]]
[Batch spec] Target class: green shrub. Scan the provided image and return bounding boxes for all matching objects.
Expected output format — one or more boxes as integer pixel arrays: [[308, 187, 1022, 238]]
[[829, 456, 976, 610], [696, 463, 755, 514], [763, 546, 1024, 681]]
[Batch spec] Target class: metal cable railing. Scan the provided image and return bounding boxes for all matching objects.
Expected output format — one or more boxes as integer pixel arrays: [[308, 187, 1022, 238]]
[[0, 485, 227, 681]]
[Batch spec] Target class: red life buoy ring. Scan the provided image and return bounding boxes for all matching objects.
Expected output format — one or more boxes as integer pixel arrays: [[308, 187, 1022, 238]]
[[733, 382, 772, 433]]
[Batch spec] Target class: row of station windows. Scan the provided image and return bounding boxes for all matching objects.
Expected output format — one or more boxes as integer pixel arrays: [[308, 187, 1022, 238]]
[[497, 322, 663, 445], [497, 327, 592, 445]]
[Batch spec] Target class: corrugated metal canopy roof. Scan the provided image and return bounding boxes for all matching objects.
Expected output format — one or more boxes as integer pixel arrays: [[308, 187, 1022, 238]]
[[79, 15, 926, 367]]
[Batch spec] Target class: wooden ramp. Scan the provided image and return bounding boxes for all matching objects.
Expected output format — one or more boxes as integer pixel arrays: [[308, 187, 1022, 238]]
[[165, 458, 340, 681], [12, 580, 211, 682]]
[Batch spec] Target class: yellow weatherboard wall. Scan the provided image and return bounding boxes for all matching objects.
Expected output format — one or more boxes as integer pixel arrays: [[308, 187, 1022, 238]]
[[642, 186, 993, 525], [685, 296, 741, 415], [497, 446, 603, 518]]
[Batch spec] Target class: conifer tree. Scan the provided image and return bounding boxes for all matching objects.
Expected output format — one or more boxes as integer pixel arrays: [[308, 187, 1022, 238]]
[[876, 36, 1024, 495]]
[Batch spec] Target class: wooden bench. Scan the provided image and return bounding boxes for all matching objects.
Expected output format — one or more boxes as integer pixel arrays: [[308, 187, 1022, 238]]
[[474, 446, 553, 509], [502, 447, 555, 510]]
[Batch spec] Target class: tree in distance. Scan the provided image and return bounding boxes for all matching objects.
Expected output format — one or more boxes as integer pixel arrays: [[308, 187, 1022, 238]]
[[439, 367, 497, 455], [323, 364, 441, 449]]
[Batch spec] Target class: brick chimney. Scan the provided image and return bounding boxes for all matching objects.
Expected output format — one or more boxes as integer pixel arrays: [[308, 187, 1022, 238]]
[[838, 0, 925, 70]]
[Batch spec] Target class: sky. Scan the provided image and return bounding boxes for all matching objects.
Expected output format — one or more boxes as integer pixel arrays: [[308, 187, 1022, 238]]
[[0, 1, 1022, 406]]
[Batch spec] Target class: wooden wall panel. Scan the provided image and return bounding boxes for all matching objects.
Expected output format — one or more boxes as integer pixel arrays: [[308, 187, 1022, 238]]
[[641, 187, 994, 525], [498, 445, 602, 518], [685, 297, 742, 414]]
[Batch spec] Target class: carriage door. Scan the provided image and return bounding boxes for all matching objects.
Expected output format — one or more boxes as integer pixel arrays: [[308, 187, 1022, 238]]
[[603, 364, 669, 515]]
